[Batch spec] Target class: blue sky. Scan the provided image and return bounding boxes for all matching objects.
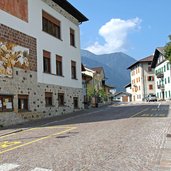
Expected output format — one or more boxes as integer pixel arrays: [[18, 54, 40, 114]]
[[69, 0, 171, 60]]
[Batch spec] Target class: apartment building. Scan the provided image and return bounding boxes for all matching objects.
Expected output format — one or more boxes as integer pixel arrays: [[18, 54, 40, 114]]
[[151, 47, 171, 100], [128, 55, 155, 102], [0, 0, 88, 126]]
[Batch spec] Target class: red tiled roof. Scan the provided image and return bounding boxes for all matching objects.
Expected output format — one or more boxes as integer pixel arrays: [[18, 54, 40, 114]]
[[91, 67, 104, 74], [127, 55, 153, 69]]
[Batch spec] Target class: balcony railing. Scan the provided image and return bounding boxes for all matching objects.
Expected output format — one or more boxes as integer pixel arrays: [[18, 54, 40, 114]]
[[156, 71, 164, 78], [157, 84, 165, 90]]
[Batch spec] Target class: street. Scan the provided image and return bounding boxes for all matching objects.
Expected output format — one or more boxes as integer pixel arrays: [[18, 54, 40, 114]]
[[0, 102, 171, 171]]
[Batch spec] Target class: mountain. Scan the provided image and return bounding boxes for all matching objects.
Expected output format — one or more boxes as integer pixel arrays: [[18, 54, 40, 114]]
[[81, 50, 136, 91]]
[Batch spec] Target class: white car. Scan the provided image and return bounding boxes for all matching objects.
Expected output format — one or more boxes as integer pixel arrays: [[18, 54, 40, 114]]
[[145, 94, 157, 102]]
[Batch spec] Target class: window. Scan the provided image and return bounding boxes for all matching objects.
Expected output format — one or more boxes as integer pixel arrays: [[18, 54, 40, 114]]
[[148, 67, 152, 72], [168, 77, 170, 84], [167, 63, 170, 70], [148, 62, 152, 65], [0, 95, 13, 112], [56, 55, 63, 76], [43, 50, 51, 74], [71, 60, 76, 79], [58, 93, 64, 106], [18, 95, 28, 112], [73, 97, 78, 109], [70, 28, 75, 47], [42, 11, 61, 39], [45, 92, 53, 106], [164, 65, 166, 72], [165, 78, 167, 84], [149, 85, 153, 90], [148, 76, 154, 81]]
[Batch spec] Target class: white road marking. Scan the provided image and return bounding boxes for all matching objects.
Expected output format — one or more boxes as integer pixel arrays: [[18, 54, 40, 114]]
[[0, 163, 19, 171], [31, 168, 52, 171], [157, 103, 161, 109]]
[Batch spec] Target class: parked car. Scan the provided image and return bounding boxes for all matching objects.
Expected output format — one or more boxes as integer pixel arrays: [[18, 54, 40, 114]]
[[144, 94, 157, 102]]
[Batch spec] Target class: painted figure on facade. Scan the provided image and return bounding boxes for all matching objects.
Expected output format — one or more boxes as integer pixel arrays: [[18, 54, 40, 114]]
[[0, 39, 29, 77]]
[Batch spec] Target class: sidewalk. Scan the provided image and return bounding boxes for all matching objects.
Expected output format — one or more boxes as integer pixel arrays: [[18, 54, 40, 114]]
[[0, 104, 109, 137]]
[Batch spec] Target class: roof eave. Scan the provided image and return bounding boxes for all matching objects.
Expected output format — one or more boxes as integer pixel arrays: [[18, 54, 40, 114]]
[[52, 0, 88, 22]]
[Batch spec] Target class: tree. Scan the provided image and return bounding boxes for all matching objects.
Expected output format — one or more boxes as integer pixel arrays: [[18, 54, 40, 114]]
[[98, 89, 107, 102], [87, 84, 95, 98], [164, 35, 171, 63]]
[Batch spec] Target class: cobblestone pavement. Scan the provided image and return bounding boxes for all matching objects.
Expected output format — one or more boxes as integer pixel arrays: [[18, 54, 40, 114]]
[[0, 103, 170, 171]]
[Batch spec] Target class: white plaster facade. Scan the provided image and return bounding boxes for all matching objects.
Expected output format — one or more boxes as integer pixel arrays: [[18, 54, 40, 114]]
[[126, 87, 132, 94], [0, 0, 88, 126], [128, 56, 155, 102], [152, 48, 171, 100], [0, 0, 83, 88]]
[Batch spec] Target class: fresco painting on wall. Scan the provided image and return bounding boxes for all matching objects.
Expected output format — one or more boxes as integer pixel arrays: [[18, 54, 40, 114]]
[[0, 39, 29, 77]]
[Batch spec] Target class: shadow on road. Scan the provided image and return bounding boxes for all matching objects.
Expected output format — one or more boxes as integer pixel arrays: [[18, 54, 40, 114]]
[[0, 103, 170, 133]]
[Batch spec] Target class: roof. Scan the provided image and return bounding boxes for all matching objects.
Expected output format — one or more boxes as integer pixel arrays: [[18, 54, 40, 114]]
[[91, 67, 104, 74], [81, 64, 86, 71], [52, 0, 88, 22], [124, 83, 131, 88], [82, 67, 95, 78], [114, 91, 131, 97], [157, 47, 165, 54], [151, 47, 165, 68], [127, 55, 154, 69]]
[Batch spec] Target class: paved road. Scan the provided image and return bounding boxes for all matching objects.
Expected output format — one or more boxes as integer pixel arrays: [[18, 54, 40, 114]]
[[0, 102, 170, 171]]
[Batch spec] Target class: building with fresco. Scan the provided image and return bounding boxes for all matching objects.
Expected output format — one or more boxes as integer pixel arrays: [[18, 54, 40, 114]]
[[0, 0, 88, 126]]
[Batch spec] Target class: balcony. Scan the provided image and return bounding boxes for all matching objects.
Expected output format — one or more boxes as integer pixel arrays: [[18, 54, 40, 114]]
[[156, 71, 164, 78], [157, 84, 165, 90]]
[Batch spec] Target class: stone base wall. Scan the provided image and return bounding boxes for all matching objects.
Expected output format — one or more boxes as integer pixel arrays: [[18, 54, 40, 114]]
[[0, 68, 84, 127]]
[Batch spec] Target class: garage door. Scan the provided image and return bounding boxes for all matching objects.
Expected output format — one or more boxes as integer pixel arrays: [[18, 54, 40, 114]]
[[122, 96, 128, 102]]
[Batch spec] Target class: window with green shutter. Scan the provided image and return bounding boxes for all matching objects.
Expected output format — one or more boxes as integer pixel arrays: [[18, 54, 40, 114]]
[[167, 63, 170, 70], [165, 78, 167, 84]]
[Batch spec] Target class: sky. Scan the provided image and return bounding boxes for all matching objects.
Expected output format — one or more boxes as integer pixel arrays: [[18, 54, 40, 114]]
[[68, 0, 171, 60]]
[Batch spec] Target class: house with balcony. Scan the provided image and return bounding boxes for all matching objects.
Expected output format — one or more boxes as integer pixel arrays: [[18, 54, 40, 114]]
[[128, 55, 155, 102], [0, 0, 88, 126], [82, 65, 93, 108], [151, 47, 171, 100]]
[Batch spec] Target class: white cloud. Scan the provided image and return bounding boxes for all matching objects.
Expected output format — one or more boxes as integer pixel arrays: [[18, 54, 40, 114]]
[[86, 17, 141, 55]]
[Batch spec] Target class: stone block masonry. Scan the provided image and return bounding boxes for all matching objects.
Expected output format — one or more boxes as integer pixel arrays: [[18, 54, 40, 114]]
[[0, 68, 84, 127], [0, 24, 84, 127]]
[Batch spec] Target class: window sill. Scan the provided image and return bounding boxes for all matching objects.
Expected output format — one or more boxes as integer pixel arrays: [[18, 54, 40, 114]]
[[43, 72, 64, 78], [0, 110, 13, 113], [45, 105, 55, 107], [42, 30, 63, 41], [56, 75, 64, 77], [18, 110, 30, 113], [70, 44, 76, 48], [58, 105, 65, 107], [43, 72, 52, 75], [72, 78, 78, 80]]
